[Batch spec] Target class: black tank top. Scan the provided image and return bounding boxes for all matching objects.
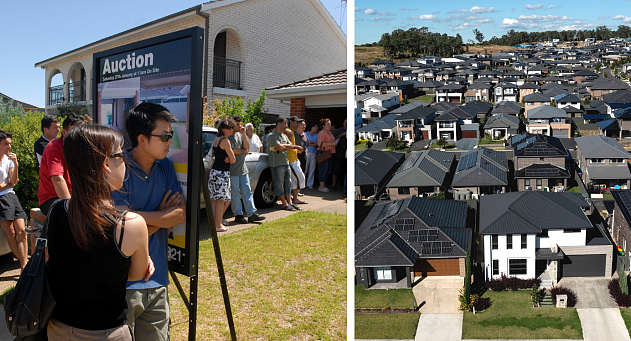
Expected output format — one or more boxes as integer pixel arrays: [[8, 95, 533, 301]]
[[46, 200, 131, 330], [212, 137, 230, 171]]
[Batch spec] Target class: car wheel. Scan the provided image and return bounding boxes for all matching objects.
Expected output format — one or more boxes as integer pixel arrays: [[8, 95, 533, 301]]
[[254, 171, 277, 208]]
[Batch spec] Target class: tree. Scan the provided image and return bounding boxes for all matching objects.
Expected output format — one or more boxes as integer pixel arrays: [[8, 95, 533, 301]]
[[436, 137, 448, 149], [243, 90, 268, 132], [56, 103, 88, 119], [464, 251, 472, 307], [202, 96, 244, 127], [473, 29, 484, 44], [620, 260, 629, 295]]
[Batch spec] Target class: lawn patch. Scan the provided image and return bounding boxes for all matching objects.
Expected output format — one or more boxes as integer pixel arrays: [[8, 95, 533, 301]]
[[355, 313, 419, 339], [409, 95, 435, 104], [169, 211, 346, 340], [462, 290, 582, 339], [355, 284, 415, 309], [620, 308, 631, 335]]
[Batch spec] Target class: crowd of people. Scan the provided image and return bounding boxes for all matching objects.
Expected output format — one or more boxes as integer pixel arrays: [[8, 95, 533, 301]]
[[0, 102, 346, 340]]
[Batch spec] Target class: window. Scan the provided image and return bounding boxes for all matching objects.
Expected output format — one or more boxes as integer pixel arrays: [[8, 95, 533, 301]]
[[507, 234, 513, 249], [536, 179, 542, 190], [521, 234, 527, 249], [374, 267, 392, 280], [611, 158, 624, 163], [525, 179, 530, 187], [591, 158, 604, 163], [509, 259, 527, 275], [398, 187, 410, 195], [492, 235, 498, 250], [563, 228, 581, 233], [493, 260, 499, 275]]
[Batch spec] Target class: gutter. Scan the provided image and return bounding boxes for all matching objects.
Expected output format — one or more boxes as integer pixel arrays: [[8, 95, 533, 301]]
[[195, 8, 210, 95]]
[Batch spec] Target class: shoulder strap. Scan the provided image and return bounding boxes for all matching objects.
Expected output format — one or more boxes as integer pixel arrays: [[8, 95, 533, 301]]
[[117, 210, 128, 248], [28, 199, 63, 276]]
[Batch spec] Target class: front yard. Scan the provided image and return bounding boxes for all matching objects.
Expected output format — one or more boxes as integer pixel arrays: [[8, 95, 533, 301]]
[[409, 94, 435, 104], [462, 290, 583, 339], [355, 284, 419, 339], [620, 308, 631, 336]]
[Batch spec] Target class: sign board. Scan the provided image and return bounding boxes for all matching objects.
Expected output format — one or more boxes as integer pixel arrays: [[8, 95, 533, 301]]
[[93, 27, 204, 277]]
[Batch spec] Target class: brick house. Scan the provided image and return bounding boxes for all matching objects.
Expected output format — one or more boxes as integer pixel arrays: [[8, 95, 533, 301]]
[[512, 133, 571, 191], [575, 135, 631, 190], [386, 150, 455, 199], [523, 93, 550, 118], [34, 0, 346, 120]]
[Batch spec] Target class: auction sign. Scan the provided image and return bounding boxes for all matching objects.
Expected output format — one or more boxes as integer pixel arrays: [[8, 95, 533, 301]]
[[93, 27, 204, 277]]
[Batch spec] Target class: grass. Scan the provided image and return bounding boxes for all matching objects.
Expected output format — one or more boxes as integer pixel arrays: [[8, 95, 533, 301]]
[[567, 186, 582, 193], [462, 290, 583, 339], [169, 211, 346, 340], [355, 141, 368, 151], [620, 308, 631, 336], [409, 95, 435, 104], [478, 139, 504, 145], [0, 285, 14, 304], [355, 284, 416, 309], [604, 193, 614, 199], [355, 313, 419, 339]]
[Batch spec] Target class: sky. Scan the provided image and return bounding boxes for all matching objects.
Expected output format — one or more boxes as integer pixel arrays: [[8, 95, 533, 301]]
[[0, 0, 347, 108], [355, 0, 631, 45]]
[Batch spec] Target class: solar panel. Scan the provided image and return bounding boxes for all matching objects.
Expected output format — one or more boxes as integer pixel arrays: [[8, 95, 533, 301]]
[[524, 168, 560, 177], [396, 152, 422, 174], [523, 148, 558, 156], [394, 218, 415, 230], [408, 229, 439, 242], [420, 241, 453, 255], [370, 200, 403, 229], [456, 152, 478, 172]]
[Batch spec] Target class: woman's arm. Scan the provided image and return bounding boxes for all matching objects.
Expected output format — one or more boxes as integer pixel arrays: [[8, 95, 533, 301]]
[[120, 212, 151, 281], [222, 139, 237, 164]]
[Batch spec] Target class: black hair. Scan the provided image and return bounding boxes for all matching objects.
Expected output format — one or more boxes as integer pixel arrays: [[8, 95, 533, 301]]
[[229, 114, 242, 123], [63, 114, 86, 131], [41, 115, 60, 133], [126, 102, 178, 148], [306, 121, 318, 132], [217, 119, 234, 137], [0, 130, 12, 142], [274, 117, 287, 127], [264, 125, 274, 134]]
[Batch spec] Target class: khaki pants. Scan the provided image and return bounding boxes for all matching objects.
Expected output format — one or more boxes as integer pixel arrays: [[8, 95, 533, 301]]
[[47, 318, 132, 341], [126, 286, 169, 341]]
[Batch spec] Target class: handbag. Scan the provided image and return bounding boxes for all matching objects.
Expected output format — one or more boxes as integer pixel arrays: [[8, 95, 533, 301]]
[[315, 143, 332, 163], [5, 200, 60, 339]]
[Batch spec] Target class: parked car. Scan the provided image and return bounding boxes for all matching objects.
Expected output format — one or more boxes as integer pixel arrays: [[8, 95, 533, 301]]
[[202, 126, 276, 208]]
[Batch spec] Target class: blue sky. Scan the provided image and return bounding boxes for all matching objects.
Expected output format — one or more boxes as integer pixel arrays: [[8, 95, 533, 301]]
[[0, 0, 347, 108], [355, 0, 631, 45]]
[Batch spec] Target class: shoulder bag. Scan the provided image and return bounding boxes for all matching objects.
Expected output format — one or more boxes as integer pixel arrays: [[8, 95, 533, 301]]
[[5, 200, 61, 340], [315, 142, 332, 163]]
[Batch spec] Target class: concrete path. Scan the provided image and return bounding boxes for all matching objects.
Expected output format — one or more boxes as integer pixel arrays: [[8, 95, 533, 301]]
[[557, 277, 617, 308], [412, 276, 463, 314], [416, 313, 463, 341], [578, 308, 631, 341]]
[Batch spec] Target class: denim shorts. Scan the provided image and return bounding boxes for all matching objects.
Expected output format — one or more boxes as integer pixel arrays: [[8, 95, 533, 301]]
[[270, 165, 291, 196]]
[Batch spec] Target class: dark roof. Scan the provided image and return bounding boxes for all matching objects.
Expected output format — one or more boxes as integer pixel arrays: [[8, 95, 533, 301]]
[[575, 135, 630, 158], [390, 101, 429, 114], [585, 165, 631, 180], [464, 101, 493, 115], [597, 118, 620, 131], [492, 101, 522, 115], [604, 90, 631, 105], [524, 92, 550, 103], [514, 163, 571, 179], [355, 149, 406, 186], [432, 102, 458, 112], [397, 107, 437, 121], [556, 94, 581, 103], [484, 113, 520, 129], [387, 150, 455, 188], [435, 106, 477, 121], [451, 148, 509, 188], [479, 191, 592, 235], [519, 83, 540, 89], [528, 105, 567, 119], [611, 190, 631, 231], [511, 133, 568, 157]]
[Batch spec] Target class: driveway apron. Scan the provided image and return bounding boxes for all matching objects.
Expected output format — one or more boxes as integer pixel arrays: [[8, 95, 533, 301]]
[[577, 308, 631, 341], [415, 313, 463, 341], [412, 276, 462, 313], [557, 277, 616, 308]]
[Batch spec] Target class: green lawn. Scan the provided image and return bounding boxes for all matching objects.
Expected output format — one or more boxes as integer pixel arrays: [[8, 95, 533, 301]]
[[409, 95, 435, 104], [620, 308, 631, 336], [355, 141, 368, 151], [567, 186, 582, 193], [355, 313, 419, 339], [462, 290, 583, 339], [169, 211, 346, 340], [478, 139, 504, 145], [355, 284, 416, 309]]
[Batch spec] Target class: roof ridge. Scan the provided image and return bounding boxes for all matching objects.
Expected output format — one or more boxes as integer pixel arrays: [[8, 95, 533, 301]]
[[355, 228, 392, 260]]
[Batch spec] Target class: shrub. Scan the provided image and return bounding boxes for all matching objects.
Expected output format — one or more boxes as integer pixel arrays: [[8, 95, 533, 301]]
[[608, 278, 631, 307], [549, 286, 577, 308], [473, 296, 491, 311], [531, 283, 540, 304], [485, 275, 541, 292]]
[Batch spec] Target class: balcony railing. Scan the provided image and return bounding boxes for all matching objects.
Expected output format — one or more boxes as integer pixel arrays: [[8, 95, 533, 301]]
[[69, 80, 86, 103], [49, 85, 64, 106], [213, 57, 242, 90]]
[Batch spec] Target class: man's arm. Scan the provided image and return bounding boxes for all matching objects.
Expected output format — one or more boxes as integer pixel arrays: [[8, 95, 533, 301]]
[[231, 132, 249, 155], [51, 175, 71, 199], [138, 190, 185, 235]]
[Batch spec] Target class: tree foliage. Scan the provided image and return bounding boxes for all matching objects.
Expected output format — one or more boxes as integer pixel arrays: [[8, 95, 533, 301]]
[[56, 103, 88, 118], [379, 27, 466, 59], [484, 25, 631, 46], [202, 91, 268, 132], [473, 29, 484, 44]]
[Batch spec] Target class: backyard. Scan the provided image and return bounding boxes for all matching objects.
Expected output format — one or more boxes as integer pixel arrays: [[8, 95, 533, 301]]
[[462, 290, 583, 339], [168, 211, 347, 340], [355, 284, 419, 339]]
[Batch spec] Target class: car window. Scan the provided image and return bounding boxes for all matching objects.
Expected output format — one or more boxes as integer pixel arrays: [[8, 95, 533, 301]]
[[202, 131, 217, 156]]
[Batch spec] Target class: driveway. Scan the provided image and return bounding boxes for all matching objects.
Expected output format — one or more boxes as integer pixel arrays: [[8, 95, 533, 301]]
[[416, 313, 462, 341], [412, 276, 463, 314], [578, 308, 631, 341], [455, 138, 478, 151], [556, 277, 616, 308]]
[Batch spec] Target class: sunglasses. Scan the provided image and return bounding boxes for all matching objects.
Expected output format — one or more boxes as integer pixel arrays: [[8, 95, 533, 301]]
[[109, 152, 125, 159], [150, 131, 174, 142]]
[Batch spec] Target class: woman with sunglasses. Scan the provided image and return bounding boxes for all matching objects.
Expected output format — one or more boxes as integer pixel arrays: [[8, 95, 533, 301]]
[[46, 125, 153, 340], [209, 119, 236, 232]]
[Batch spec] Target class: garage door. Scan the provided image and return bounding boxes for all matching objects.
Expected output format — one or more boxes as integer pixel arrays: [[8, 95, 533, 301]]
[[552, 129, 569, 137], [415, 258, 460, 276], [462, 130, 478, 139], [561, 254, 606, 277]]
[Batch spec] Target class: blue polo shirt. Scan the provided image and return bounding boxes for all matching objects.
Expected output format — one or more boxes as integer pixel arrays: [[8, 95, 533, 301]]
[[112, 149, 182, 289]]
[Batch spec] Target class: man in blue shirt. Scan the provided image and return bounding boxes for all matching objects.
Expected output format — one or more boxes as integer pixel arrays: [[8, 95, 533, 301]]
[[112, 102, 185, 341]]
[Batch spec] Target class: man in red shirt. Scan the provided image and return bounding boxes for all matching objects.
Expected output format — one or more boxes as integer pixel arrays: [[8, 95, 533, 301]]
[[37, 114, 85, 214]]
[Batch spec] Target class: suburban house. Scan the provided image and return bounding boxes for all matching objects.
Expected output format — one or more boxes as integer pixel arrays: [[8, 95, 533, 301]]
[[481, 191, 613, 286], [587, 79, 627, 99], [575, 135, 631, 190], [556, 93, 583, 118], [357, 114, 398, 142], [33, 0, 346, 119], [512, 133, 571, 191], [494, 82, 519, 102], [386, 150, 455, 200], [483, 113, 521, 139], [603, 90, 631, 116], [355, 149, 405, 200], [527, 105, 572, 138], [355, 197, 472, 288], [451, 148, 509, 199], [435, 83, 465, 103], [363, 93, 400, 120], [464, 100, 493, 120], [432, 102, 458, 115], [394, 106, 437, 142], [355, 67, 374, 78], [415, 80, 444, 94], [523, 93, 551, 118], [519, 82, 540, 99], [491, 101, 522, 117], [0, 92, 43, 112], [610, 190, 631, 257], [465, 82, 493, 102], [435, 105, 478, 141]]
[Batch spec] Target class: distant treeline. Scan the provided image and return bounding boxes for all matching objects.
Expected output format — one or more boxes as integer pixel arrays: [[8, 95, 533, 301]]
[[377, 27, 466, 59], [487, 25, 631, 46]]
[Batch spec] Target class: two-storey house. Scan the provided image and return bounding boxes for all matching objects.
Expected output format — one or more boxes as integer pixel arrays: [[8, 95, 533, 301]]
[[527, 105, 572, 138], [465, 82, 493, 102], [436, 83, 465, 103], [394, 107, 437, 142], [386, 150, 455, 199], [355, 149, 405, 200], [512, 133, 571, 191], [523, 93, 551, 118], [575, 135, 631, 190], [435, 106, 477, 141], [451, 148, 508, 199]]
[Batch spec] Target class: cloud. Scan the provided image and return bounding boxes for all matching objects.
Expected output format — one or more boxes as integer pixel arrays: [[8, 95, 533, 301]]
[[355, 7, 362, 12], [476, 18, 495, 24], [557, 23, 600, 30], [368, 17, 396, 22], [393, 22, 415, 29], [411, 14, 439, 20], [355, 17, 364, 21], [599, 15, 608, 20], [517, 14, 577, 22], [470, 6, 502, 13], [364, 8, 376, 15], [433, 11, 441, 14], [613, 15, 631, 23], [450, 22, 476, 30], [524, 4, 544, 9], [399, 8, 416, 11], [548, 5, 557, 9], [447, 8, 469, 14], [364, 9, 396, 16], [500, 18, 537, 29]]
